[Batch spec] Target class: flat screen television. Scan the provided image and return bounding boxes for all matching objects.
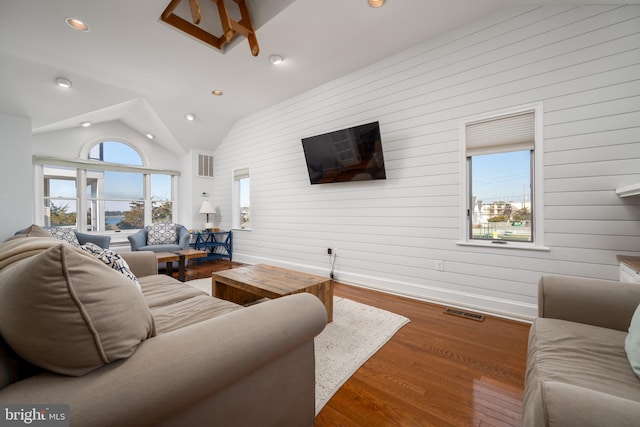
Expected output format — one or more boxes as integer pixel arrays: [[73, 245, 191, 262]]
[[301, 121, 386, 184]]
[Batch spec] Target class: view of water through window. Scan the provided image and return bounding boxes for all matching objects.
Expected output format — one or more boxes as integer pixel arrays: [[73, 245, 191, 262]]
[[44, 141, 173, 231]]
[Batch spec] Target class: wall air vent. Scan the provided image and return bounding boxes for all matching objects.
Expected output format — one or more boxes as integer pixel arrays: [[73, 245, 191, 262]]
[[443, 308, 485, 322], [197, 153, 214, 178]]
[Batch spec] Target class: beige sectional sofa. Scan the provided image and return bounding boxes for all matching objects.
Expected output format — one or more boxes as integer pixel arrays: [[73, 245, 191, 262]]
[[0, 227, 327, 426], [523, 275, 640, 426]]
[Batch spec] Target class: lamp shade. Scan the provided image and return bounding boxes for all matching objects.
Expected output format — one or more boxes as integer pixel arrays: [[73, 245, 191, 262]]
[[199, 200, 216, 214], [199, 200, 216, 230]]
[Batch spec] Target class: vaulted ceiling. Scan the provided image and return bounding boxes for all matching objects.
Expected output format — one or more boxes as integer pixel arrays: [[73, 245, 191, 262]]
[[0, 0, 632, 154]]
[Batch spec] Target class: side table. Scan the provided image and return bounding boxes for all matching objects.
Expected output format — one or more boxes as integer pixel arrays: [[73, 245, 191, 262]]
[[192, 230, 233, 262]]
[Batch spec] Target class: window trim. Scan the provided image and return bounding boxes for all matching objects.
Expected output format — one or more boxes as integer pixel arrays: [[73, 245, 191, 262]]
[[35, 155, 180, 234], [457, 103, 548, 251]]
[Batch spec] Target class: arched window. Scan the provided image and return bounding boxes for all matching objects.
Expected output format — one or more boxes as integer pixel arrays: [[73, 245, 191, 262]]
[[39, 140, 177, 233], [88, 141, 143, 165]]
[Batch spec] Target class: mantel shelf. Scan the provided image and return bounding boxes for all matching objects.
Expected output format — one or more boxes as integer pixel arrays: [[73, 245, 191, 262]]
[[616, 183, 640, 198]]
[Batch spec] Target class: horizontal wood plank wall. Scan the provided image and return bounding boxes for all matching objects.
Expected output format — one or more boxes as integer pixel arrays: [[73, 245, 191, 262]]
[[213, 5, 640, 320]]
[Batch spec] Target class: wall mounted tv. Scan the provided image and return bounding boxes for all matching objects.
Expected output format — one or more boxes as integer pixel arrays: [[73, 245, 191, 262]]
[[301, 121, 386, 185]]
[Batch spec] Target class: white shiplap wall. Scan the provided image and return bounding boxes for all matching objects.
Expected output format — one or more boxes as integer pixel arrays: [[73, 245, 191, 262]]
[[212, 5, 640, 320]]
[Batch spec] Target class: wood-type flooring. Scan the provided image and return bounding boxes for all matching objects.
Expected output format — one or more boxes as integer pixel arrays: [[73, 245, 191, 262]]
[[183, 259, 531, 427]]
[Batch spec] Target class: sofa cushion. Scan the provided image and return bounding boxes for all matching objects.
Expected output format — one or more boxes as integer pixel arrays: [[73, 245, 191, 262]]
[[150, 295, 243, 334], [147, 223, 178, 245], [0, 241, 155, 376], [625, 302, 640, 379], [139, 275, 207, 308], [523, 317, 640, 425], [80, 242, 140, 288], [46, 227, 81, 247]]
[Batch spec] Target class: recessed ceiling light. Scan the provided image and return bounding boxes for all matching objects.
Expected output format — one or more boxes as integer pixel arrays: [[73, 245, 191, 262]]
[[65, 18, 90, 32], [369, 0, 385, 7], [79, 121, 92, 127], [145, 132, 155, 140], [212, 90, 223, 96], [269, 55, 283, 65], [55, 77, 72, 88], [185, 113, 195, 121]]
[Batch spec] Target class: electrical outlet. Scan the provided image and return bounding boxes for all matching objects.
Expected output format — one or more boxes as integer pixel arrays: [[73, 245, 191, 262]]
[[327, 248, 332, 255], [435, 260, 444, 271]]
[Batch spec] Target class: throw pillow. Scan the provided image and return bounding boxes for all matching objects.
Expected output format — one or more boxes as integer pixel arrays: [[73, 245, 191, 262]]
[[625, 302, 640, 379], [147, 223, 178, 245], [0, 236, 63, 270], [80, 242, 140, 289], [46, 227, 81, 247], [0, 242, 155, 376], [5, 224, 53, 242]]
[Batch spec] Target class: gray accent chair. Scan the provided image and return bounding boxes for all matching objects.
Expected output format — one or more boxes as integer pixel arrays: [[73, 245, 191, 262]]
[[127, 224, 190, 253]]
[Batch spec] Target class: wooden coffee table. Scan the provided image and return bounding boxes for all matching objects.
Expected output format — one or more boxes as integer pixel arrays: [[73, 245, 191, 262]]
[[212, 264, 334, 322]]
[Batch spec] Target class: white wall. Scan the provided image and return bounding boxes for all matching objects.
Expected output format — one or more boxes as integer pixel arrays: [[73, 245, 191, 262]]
[[32, 120, 179, 170], [212, 5, 640, 320], [180, 149, 217, 231], [0, 114, 33, 240]]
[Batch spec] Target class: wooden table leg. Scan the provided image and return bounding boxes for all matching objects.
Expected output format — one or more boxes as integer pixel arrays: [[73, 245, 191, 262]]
[[166, 262, 173, 277], [178, 254, 186, 282]]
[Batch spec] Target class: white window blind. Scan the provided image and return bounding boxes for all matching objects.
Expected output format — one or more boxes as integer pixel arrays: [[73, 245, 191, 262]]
[[466, 111, 534, 156], [233, 167, 250, 180]]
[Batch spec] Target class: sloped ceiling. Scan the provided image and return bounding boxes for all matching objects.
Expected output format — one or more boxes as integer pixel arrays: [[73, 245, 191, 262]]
[[0, 0, 633, 154]]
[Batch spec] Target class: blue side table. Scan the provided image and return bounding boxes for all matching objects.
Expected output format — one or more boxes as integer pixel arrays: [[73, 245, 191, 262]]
[[192, 230, 233, 262]]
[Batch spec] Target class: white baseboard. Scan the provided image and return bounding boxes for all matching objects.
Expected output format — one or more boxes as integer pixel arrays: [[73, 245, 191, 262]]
[[233, 253, 536, 322]]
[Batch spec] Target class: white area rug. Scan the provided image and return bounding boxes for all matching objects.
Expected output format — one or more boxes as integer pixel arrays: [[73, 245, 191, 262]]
[[314, 296, 409, 414], [186, 278, 410, 414]]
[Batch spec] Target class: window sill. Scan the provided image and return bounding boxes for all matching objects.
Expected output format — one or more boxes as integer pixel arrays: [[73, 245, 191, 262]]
[[456, 240, 550, 252]]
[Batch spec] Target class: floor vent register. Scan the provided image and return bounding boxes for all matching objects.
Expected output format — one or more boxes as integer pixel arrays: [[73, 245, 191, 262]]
[[443, 308, 485, 322]]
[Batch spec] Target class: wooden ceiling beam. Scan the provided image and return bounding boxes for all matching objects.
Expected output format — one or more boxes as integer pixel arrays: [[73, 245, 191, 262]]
[[161, 0, 259, 56], [160, 11, 225, 50], [188, 0, 202, 25]]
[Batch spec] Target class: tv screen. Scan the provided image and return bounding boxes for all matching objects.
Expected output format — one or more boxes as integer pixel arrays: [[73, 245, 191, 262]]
[[301, 121, 386, 184]]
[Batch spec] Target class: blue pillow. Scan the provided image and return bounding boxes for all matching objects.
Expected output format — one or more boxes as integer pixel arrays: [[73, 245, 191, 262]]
[[625, 303, 640, 379]]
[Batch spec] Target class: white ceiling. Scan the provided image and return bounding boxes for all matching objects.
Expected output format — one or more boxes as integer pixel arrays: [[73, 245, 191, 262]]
[[0, 0, 633, 154]]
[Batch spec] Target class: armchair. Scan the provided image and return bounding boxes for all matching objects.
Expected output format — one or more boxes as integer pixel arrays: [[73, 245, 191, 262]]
[[74, 231, 111, 249], [127, 223, 190, 253]]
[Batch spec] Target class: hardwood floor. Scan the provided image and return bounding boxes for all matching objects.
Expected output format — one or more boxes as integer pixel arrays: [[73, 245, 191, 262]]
[[184, 260, 531, 427]]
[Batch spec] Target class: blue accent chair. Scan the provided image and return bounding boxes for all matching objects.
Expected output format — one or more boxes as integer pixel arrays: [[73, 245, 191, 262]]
[[127, 224, 190, 253], [74, 231, 111, 249]]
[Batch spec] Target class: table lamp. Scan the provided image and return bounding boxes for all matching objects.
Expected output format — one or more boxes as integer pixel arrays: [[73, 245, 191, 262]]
[[199, 200, 216, 230]]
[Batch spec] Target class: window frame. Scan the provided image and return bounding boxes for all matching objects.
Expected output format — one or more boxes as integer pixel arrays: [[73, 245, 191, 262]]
[[34, 151, 179, 235], [457, 103, 548, 251]]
